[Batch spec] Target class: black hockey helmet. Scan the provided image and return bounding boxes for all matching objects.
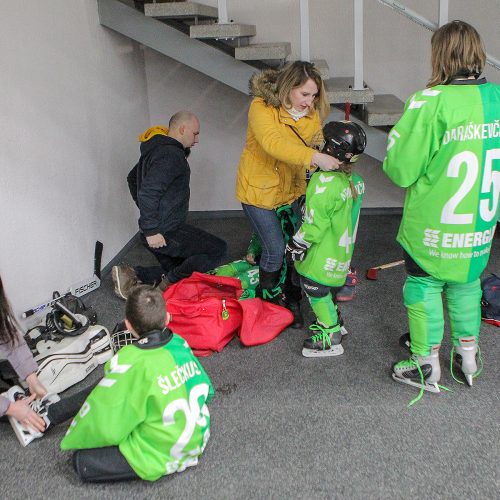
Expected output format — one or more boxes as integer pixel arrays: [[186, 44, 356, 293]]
[[321, 121, 367, 163]]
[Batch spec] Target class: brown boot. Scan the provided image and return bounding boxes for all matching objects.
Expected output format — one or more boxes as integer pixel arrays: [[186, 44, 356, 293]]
[[112, 264, 141, 300], [156, 275, 173, 292]]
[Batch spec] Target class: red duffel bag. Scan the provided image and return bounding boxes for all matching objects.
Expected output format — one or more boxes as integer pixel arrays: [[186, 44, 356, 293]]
[[163, 272, 293, 356], [163, 273, 244, 356]]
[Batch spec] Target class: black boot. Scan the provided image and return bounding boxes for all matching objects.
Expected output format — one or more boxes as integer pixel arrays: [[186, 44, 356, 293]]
[[284, 300, 304, 328], [284, 266, 303, 328], [256, 269, 286, 306]]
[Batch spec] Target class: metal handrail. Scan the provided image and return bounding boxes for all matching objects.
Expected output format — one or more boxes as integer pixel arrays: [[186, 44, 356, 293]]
[[377, 0, 500, 70]]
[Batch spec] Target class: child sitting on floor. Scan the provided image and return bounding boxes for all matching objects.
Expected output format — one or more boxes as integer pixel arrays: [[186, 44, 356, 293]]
[[61, 284, 214, 482]]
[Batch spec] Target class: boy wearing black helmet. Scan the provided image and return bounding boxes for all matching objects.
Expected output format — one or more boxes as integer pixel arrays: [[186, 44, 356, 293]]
[[286, 121, 366, 356]]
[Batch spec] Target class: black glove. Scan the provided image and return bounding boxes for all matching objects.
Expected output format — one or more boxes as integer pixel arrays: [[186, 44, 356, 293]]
[[286, 237, 308, 262]]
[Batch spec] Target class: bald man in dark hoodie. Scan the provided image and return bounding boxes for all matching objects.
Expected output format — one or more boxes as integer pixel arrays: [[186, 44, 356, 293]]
[[112, 111, 227, 300]]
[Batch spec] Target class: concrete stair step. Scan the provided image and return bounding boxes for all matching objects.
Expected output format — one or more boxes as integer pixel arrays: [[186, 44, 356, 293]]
[[324, 77, 374, 104], [144, 2, 218, 20], [311, 59, 329, 80], [190, 23, 256, 39], [363, 94, 404, 126], [235, 42, 291, 61]]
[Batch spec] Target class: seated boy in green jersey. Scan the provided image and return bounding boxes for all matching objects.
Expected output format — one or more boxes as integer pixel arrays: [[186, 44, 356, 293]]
[[60, 285, 214, 482], [286, 121, 366, 357]]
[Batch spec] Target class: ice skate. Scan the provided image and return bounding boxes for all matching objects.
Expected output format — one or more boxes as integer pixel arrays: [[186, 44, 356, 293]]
[[392, 345, 441, 394], [302, 322, 344, 358], [399, 332, 411, 351], [452, 336, 481, 386], [2, 386, 60, 447]]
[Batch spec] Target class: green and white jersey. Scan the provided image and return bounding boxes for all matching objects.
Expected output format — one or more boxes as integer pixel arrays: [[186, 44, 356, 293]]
[[61, 332, 214, 481], [295, 170, 365, 286], [383, 80, 500, 283]]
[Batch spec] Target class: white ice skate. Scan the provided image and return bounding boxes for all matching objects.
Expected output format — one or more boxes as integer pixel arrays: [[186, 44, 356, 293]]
[[452, 336, 481, 386], [2, 386, 60, 447]]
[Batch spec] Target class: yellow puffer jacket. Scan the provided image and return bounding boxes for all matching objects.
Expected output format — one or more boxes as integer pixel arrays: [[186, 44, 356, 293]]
[[236, 70, 323, 209]]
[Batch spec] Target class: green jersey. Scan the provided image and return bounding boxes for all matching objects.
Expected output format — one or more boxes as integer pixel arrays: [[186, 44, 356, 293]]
[[383, 80, 500, 282], [295, 170, 365, 286], [61, 331, 214, 481]]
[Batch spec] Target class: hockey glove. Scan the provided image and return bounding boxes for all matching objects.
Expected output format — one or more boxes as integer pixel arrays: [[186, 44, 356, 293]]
[[286, 237, 308, 262]]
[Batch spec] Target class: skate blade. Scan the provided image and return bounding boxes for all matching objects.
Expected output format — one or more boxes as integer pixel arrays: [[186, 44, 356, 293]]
[[392, 373, 441, 393], [465, 374, 473, 386], [340, 325, 348, 336], [302, 345, 344, 357]]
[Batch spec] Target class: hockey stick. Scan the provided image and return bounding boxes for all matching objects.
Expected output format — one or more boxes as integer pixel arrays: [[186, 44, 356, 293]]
[[366, 259, 405, 280], [69, 240, 103, 297], [21, 241, 103, 319]]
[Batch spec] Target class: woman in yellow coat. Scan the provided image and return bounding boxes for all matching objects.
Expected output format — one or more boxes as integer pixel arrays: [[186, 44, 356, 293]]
[[236, 61, 340, 325]]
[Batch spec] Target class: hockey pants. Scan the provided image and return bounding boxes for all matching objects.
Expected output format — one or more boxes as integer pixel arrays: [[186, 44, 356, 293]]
[[404, 275, 481, 356]]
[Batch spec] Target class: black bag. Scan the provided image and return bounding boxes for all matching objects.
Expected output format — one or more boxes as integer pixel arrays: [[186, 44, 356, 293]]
[[481, 274, 500, 327]]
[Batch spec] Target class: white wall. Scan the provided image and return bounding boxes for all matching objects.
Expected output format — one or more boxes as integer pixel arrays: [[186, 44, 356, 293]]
[[0, 0, 149, 319], [143, 50, 251, 211]]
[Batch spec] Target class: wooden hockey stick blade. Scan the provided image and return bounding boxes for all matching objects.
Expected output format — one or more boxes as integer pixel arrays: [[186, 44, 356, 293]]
[[366, 260, 405, 280]]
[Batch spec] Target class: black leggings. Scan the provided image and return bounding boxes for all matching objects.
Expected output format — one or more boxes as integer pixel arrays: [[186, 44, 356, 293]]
[[72, 446, 138, 482], [48, 385, 139, 482]]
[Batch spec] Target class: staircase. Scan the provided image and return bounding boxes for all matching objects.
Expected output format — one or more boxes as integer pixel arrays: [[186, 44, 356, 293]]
[[101, 0, 404, 126]]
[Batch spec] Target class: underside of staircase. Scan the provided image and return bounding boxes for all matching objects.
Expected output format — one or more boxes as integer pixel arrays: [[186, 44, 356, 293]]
[[103, 0, 404, 126]]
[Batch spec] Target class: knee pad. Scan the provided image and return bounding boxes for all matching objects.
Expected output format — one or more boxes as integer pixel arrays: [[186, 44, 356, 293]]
[[301, 276, 330, 298]]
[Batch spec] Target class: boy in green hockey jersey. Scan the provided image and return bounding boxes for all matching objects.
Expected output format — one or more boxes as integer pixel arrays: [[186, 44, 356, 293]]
[[61, 285, 214, 482], [286, 121, 366, 357], [383, 21, 500, 401]]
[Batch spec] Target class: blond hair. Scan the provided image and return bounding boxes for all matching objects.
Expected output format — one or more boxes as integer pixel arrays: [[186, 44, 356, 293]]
[[428, 20, 485, 87], [276, 61, 330, 120]]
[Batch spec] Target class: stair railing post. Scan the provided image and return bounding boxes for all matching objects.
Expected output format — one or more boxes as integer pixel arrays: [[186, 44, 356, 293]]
[[438, 0, 448, 26], [353, 0, 364, 91], [218, 0, 228, 24], [299, 0, 310, 62]]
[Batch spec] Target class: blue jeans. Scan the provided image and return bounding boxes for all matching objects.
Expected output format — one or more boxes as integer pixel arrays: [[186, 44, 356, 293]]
[[242, 202, 299, 273], [139, 223, 227, 283]]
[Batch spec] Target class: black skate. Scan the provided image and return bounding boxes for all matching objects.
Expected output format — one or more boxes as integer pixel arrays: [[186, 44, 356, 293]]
[[302, 323, 344, 358]]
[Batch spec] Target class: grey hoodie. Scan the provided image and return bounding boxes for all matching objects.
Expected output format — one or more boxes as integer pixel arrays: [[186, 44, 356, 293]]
[[0, 332, 38, 416]]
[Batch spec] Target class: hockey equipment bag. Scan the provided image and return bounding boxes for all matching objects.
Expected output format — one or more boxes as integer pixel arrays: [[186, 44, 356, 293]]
[[481, 273, 500, 327], [31, 323, 112, 394], [25, 291, 97, 343], [163, 273, 293, 356]]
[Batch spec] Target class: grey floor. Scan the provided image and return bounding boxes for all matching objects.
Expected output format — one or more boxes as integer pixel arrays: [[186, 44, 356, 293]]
[[2, 215, 499, 499]]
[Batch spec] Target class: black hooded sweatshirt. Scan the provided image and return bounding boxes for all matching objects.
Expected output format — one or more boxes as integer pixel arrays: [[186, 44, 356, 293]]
[[127, 135, 190, 236]]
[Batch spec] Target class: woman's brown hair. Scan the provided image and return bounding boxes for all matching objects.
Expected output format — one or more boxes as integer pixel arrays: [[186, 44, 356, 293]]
[[276, 61, 330, 120], [0, 276, 20, 347], [428, 20, 486, 87]]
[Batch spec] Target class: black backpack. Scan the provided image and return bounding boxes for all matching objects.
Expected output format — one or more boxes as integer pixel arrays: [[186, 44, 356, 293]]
[[481, 274, 500, 327]]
